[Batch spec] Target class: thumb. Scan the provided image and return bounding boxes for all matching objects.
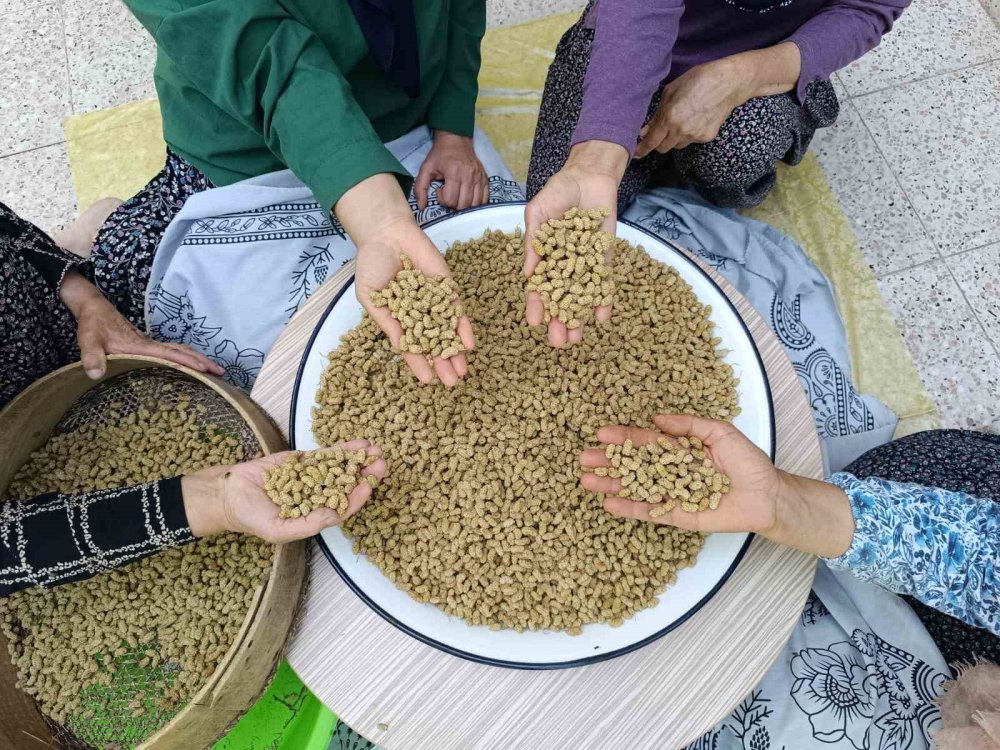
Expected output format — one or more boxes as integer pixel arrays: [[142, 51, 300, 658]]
[[78, 323, 107, 379]]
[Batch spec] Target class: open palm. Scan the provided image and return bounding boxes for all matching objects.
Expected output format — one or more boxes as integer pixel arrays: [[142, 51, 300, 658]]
[[580, 414, 783, 534]]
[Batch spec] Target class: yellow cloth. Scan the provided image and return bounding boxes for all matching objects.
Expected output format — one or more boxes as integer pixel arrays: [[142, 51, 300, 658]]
[[62, 10, 936, 436]]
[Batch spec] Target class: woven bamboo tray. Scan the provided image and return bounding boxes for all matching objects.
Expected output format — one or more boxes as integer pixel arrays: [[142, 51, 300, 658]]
[[0, 356, 306, 750]]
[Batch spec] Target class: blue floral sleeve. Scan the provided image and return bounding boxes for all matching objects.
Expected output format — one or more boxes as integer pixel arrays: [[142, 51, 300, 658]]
[[825, 472, 999, 635]]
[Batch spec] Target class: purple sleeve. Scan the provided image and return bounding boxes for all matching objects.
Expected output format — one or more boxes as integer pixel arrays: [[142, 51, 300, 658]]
[[787, 0, 911, 102], [571, 0, 684, 159]]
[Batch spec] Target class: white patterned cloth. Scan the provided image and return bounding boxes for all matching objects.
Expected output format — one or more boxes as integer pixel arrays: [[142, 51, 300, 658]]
[[145, 126, 521, 389], [623, 187, 898, 474], [147, 141, 951, 750]]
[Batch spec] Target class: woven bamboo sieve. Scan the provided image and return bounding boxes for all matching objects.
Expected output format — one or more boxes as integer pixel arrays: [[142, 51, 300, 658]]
[[0, 356, 306, 750]]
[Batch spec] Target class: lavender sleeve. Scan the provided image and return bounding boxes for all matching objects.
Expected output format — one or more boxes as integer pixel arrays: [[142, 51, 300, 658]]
[[571, 0, 683, 158], [787, 0, 910, 102]]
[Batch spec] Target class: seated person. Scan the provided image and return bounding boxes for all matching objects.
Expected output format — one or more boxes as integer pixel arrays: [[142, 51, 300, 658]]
[[582, 416, 999, 749], [96, 0, 495, 385], [0, 203, 385, 597]]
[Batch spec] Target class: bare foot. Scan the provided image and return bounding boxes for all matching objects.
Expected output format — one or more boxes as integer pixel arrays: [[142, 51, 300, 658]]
[[51, 197, 123, 257]]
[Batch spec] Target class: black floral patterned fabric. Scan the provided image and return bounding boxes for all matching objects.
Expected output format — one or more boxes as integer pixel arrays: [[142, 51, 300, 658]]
[[0, 203, 84, 409], [91, 149, 214, 329]]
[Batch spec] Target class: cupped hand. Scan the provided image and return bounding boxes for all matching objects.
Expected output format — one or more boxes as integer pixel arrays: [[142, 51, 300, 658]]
[[354, 216, 475, 386], [580, 414, 784, 534], [523, 141, 627, 347], [61, 270, 222, 379], [183, 440, 387, 544], [635, 58, 748, 159], [414, 130, 489, 211]]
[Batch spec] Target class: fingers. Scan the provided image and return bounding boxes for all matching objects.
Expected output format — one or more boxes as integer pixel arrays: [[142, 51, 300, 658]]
[[455, 181, 473, 211], [580, 447, 610, 468], [77, 325, 107, 380], [567, 325, 584, 345], [361, 456, 387, 481], [150, 341, 222, 375], [547, 318, 568, 348], [362, 300, 436, 383], [335, 439, 372, 452], [437, 177, 461, 209], [433, 357, 460, 388], [457, 315, 476, 351], [635, 120, 670, 159], [604, 496, 656, 522], [414, 164, 436, 211], [596, 424, 663, 447], [402, 353, 436, 385], [581, 472, 622, 495], [525, 291, 545, 327], [276, 508, 343, 541], [522, 202, 544, 277], [652, 414, 735, 444], [474, 176, 489, 207], [451, 352, 468, 378], [596, 304, 613, 323], [344, 481, 373, 517]]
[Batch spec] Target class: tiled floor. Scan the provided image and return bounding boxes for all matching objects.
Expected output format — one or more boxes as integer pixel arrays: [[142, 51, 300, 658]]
[[0, 0, 997, 429], [809, 0, 1000, 431]]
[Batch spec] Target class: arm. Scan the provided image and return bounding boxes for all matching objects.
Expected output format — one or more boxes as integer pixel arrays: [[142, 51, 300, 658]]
[[124, 0, 410, 214], [582, 415, 999, 636], [1, 478, 192, 597], [824, 472, 999, 634], [0, 202, 220, 378], [1, 446, 386, 598], [414, 1, 489, 212], [787, 0, 911, 101], [572, 0, 683, 158], [426, 0, 486, 139], [635, 42, 802, 157]]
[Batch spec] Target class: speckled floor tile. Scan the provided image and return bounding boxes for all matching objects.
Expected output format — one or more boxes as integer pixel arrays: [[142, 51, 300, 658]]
[[838, 0, 1000, 96], [811, 101, 939, 276], [0, 0, 52, 15], [853, 62, 1000, 256], [64, 0, 157, 113], [878, 260, 1000, 429], [0, 4, 71, 154], [488, 0, 584, 28], [0, 144, 77, 234], [948, 242, 1000, 350], [831, 73, 848, 102]]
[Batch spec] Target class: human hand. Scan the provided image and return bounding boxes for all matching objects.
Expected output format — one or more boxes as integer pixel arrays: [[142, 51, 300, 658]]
[[355, 216, 475, 386], [336, 174, 476, 386], [414, 130, 488, 211], [580, 414, 854, 557], [59, 270, 223, 379], [523, 140, 627, 347], [635, 58, 750, 158], [182, 440, 387, 543]]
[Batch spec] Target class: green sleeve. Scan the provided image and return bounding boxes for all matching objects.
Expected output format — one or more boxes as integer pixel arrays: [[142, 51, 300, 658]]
[[426, 0, 486, 137], [124, 0, 411, 212]]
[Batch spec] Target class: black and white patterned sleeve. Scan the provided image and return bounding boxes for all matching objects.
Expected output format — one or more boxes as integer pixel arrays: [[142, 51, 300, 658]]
[[0, 477, 194, 598]]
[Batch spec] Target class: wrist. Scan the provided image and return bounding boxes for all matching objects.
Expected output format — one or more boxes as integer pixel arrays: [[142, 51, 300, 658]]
[[58, 269, 104, 318], [335, 173, 415, 246], [566, 140, 629, 181], [433, 129, 472, 147], [769, 471, 855, 558], [181, 471, 228, 537]]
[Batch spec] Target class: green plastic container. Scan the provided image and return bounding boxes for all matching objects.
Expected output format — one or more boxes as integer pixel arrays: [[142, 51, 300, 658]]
[[213, 660, 335, 750]]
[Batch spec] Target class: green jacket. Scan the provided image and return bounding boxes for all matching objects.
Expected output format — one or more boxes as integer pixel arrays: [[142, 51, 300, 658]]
[[125, 0, 486, 212]]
